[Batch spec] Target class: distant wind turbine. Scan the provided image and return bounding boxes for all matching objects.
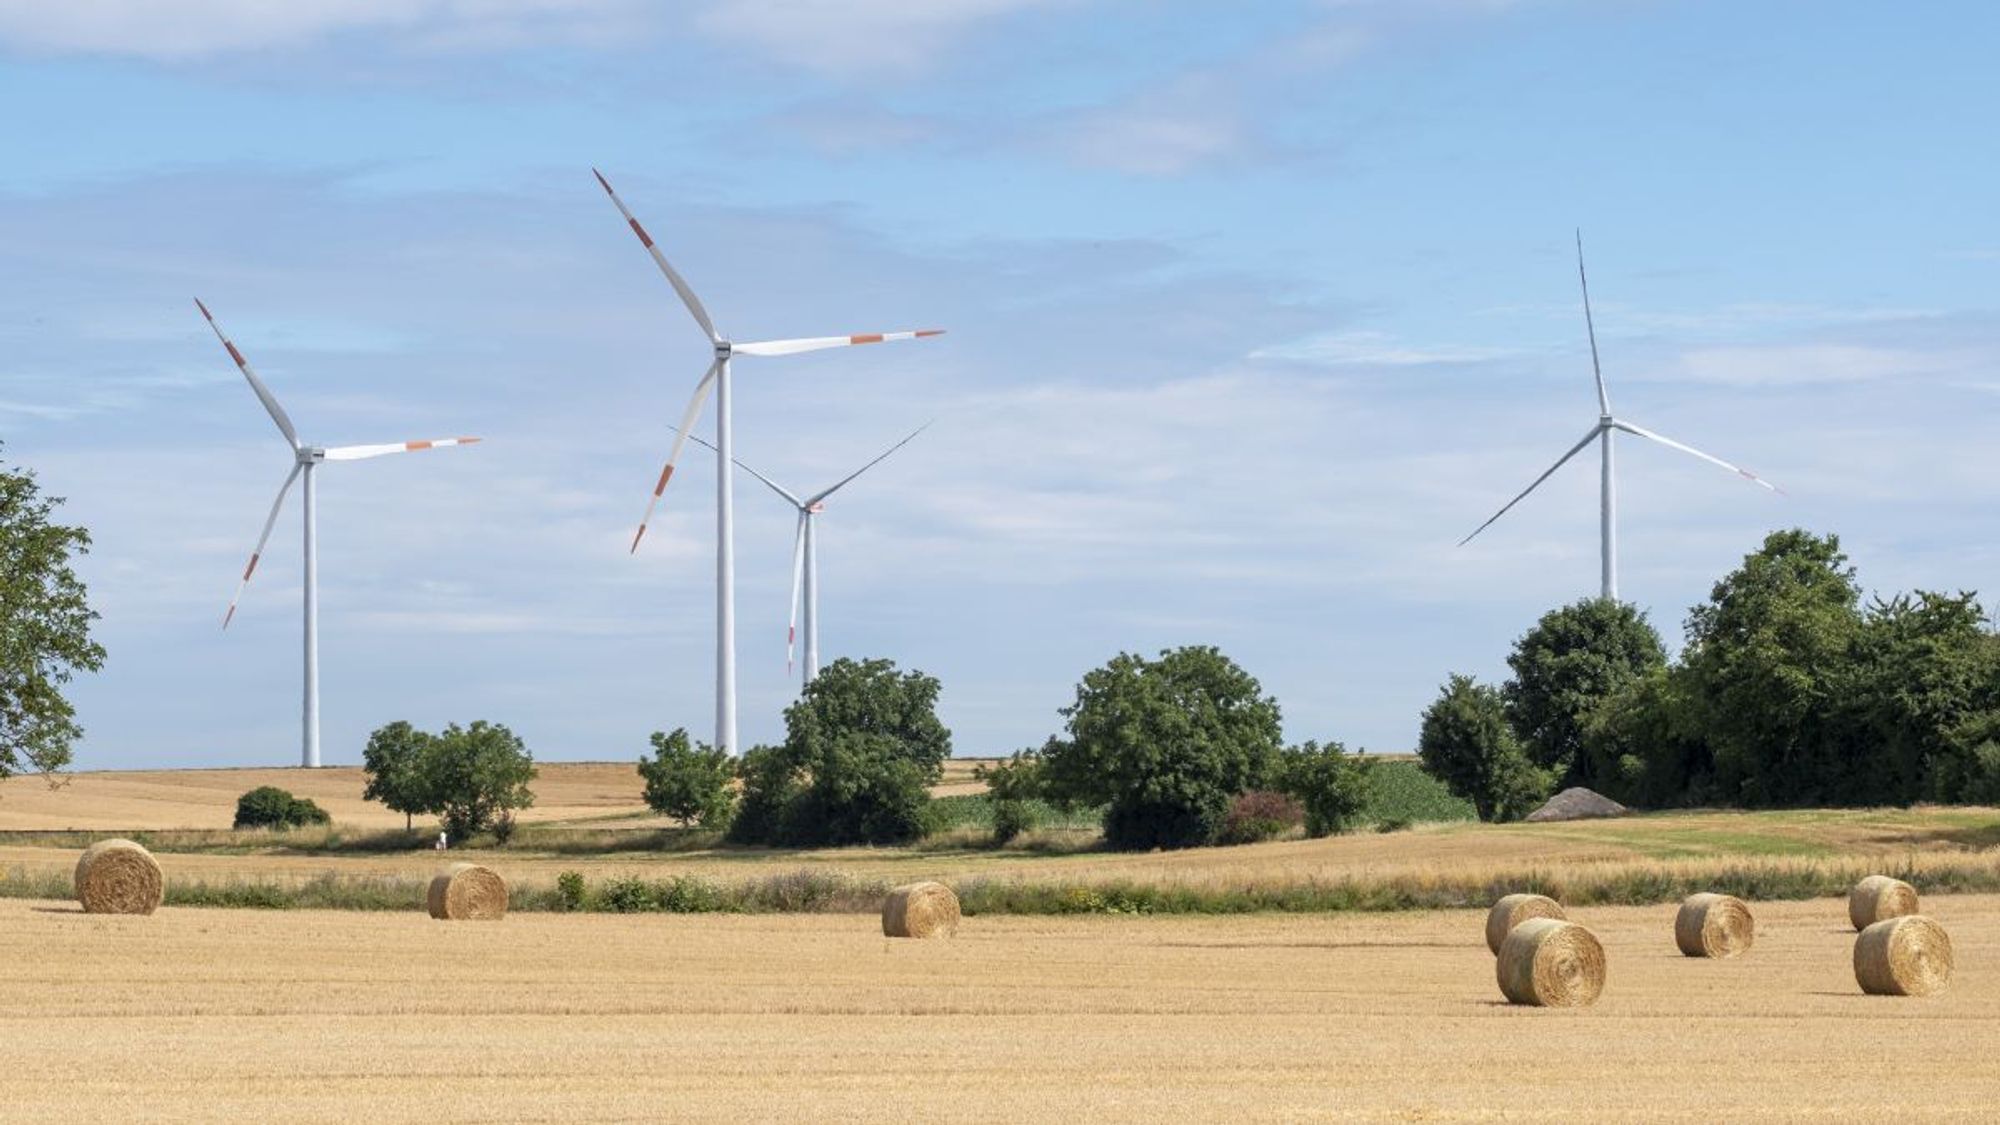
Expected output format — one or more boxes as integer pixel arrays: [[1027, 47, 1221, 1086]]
[[197, 299, 481, 768], [593, 168, 943, 753], [1458, 233, 1781, 601], [684, 422, 931, 685]]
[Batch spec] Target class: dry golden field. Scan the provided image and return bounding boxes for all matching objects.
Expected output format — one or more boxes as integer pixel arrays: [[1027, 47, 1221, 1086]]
[[5, 893, 1999, 1122], [0, 759, 996, 831]]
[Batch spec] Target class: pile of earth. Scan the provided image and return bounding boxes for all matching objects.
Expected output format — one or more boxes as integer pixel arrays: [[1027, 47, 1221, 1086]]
[[1523, 787, 1629, 823]]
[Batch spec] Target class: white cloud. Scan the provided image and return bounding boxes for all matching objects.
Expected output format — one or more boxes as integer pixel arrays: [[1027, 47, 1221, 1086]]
[[695, 0, 1071, 76], [1667, 344, 1952, 388], [0, 0, 641, 57], [1254, 330, 1514, 367]]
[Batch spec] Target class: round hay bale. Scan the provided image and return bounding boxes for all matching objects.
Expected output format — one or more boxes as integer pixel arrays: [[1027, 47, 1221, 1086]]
[[1485, 893, 1566, 955], [1496, 917, 1606, 1008], [426, 863, 508, 921], [881, 881, 959, 939], [73, 838, 164, 915], [1674, 892, 1755, 958], [1854, 915, 1953, 997], [1848, 875, 1918, 931]]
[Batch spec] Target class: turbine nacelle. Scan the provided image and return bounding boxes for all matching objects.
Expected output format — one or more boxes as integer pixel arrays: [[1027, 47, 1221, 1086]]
[[297, 445, 328, 465]]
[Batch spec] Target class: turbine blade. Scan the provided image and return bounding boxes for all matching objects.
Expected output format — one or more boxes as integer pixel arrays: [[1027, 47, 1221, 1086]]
[[732, 330, 945, 358], [322, 437, 483, 461], [1613, 419, 1783, 494], [1458, 424, 1605, 547], [787, 511, 807, 676], [591, 168, 719, 343], [1575, 231, 1610, 416], [223, 463, 303, 629], [680, 429, 803, 507], [807, 420, 932, 505], [631, 360, 721, 553], [196, 299, 300, 449]]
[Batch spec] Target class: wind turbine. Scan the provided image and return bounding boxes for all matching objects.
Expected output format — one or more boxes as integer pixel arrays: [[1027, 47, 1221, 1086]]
[[593, 168, 943, 754], [1458, 233, 1780, 601], [684, 422, 930, 685], [197, 299, 481, 768]]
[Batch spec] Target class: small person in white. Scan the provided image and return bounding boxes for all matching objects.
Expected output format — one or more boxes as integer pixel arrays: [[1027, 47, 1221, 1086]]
[[436, 832, 448, 851]]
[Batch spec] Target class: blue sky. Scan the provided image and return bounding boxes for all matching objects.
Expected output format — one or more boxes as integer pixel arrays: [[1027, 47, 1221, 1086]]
[[3, 0, 1996, 769]]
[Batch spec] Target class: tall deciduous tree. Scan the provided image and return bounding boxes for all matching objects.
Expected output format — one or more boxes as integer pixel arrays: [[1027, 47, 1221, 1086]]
[[1504, 598, 1665, 788], [0, 449, 105, 780], [1037, 646, 1283, 850], [730, 657, 951, 846], [1681, 529, 1863, 806], [1418, 674, 1551, 822]]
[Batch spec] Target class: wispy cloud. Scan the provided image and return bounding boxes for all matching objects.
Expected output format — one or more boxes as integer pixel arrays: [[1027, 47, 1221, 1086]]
[[0, 0, 646, 58], [694, 0, 1073, 77]]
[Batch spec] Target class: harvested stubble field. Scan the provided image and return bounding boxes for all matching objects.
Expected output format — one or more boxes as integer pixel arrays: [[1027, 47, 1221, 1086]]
[[0, 759, 998, 831], [6, 894, 2000, 1122]]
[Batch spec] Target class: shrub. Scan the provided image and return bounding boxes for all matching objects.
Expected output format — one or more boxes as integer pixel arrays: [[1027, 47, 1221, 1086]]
[[232, 786, 331, 830], [1036, 646, 1284, 850], [728, 658, 951, 847], [1217, 790, 1303, 845], [555, 870, 586, 912], [991, 798, 1033, 846], [1279, 740, 1372, 836], [638, 728, 737, 827]]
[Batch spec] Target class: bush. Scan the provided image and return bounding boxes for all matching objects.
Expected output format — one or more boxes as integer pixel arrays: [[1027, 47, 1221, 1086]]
[[555, 870, 586, 912], [232, 786, 331, 830], [1216, 790, 1303, 845], [727, 658, 952, 847], [1037, 646, 1284, 850], [1279, 740, 1372, 836], [637, 728, 737, 827], [991, 798, 1033, 846]]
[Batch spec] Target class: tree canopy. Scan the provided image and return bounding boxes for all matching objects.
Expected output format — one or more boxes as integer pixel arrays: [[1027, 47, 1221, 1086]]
[[0, 449, 105, 780]]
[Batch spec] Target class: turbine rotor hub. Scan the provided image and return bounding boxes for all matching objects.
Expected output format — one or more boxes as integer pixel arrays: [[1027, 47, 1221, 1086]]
[[714, 340, 733, 359]]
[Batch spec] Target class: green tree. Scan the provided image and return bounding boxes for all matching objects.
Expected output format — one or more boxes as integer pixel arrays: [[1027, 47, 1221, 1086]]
[[232, 786, 331, 829], [1580, 665, 1711, 808], [1037, 646, 1283, 850], [729, 658, 952, 846], [638, 727, 737, 827], [1681, 529, 1863, 805], [1418, 674, 1552, 822], [424, 721, 537, 843], [0, 450, 105, 780], [1278, 740, 1373, 837], [1844, 592, 2000, 803], [1504, 598, 1666, 788], [361, 720, 435, 832]]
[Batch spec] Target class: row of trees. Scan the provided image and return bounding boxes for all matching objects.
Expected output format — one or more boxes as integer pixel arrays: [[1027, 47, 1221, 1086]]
[[1420, 529, 2000, 818], [635, 648, 1372, 852]]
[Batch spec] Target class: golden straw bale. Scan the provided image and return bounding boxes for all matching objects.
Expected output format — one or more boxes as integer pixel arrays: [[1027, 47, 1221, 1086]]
[[1496, 918, 1606, 1008], [1848, 875, 1918, 931], [1485, 893, 1566, 955], [1674, 893, 1755, 958], [73, 838, 164, 915], [881, 881, 960, 939], [1854, 915, 1953, 997], [426, 863, 509, 921]]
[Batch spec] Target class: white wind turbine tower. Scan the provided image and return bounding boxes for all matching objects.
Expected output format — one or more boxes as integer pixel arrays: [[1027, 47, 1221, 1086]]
[[198, 299, 482, 768], [1458, 233, 1781, 601], [685, 422, 931, 685], [593, 169, 943, 754]]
